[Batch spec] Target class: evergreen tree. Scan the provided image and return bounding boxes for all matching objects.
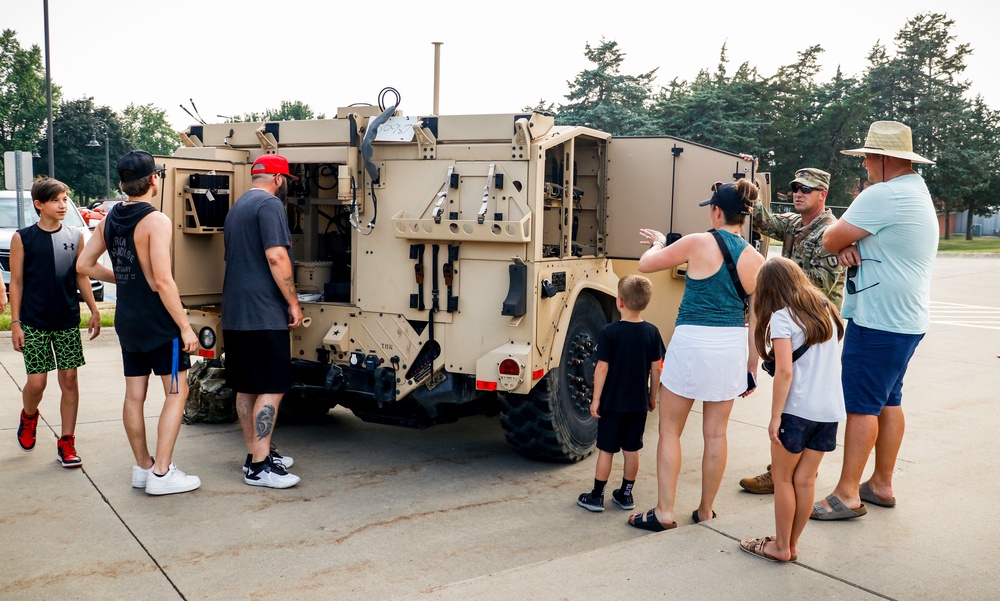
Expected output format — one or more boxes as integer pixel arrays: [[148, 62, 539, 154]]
[[557, 38, 657, 135]]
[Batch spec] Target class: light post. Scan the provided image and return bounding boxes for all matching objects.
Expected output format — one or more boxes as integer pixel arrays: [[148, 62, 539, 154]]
[[86, 121, 111, 199]]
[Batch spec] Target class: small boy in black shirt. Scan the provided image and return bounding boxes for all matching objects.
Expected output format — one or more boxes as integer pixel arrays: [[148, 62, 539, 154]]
[[578, 275, 664, 511]]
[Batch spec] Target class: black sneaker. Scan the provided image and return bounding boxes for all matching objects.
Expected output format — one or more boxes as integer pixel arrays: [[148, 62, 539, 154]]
[[577, 491, 604, 512], [242, 446, 294, 475], [612, 488, 635, 510], [244, 456, 300, 489]]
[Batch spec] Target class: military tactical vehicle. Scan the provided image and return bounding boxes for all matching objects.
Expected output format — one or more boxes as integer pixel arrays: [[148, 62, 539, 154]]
[[160, 95, 768, 462]]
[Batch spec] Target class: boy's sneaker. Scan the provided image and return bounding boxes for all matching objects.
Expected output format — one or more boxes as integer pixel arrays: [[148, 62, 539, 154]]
[[577, 491, 605, 512], [739, 464, 774, 494], [56, 435, 82, 468], [245, 456, 300, 489], [612, 488, 635, 510], [17, 409, 40, 452], [132, 459, 168, 488], [145, 465, 201, 496], [242, 445, 294, 475]]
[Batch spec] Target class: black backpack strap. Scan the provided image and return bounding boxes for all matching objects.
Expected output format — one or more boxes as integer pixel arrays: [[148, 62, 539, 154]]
[[709, 229, 749, 312], [791, 344, 809, 361]]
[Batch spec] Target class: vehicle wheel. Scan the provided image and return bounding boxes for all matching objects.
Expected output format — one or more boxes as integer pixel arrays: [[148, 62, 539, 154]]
[[278, 389, 336, 424], [93, 288, 104, 302], [499, 294, 606, 462]]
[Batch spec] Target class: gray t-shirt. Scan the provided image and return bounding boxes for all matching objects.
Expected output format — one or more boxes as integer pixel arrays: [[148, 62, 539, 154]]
[[222, 188, 292, 330]]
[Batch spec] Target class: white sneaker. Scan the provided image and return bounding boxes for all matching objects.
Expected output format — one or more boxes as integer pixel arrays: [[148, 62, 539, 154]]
[[132, 464, 153, 488], [145, 464, 201, 496], [133, 460, 176, 488], [245, 457, 300, 489]]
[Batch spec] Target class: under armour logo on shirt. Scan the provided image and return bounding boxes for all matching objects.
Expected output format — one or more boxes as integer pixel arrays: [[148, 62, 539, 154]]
[[63, 242, 75, 251]]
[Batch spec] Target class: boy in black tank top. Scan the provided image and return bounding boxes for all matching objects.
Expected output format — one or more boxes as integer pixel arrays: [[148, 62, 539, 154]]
[[10, 178, 102, 468]]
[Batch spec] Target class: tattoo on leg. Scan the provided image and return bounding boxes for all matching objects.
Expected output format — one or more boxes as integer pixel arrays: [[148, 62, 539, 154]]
[[255, 405, 275, 440]]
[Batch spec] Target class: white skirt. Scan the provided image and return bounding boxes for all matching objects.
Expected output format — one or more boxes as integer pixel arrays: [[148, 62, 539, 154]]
[[660, 324, 748, 402]]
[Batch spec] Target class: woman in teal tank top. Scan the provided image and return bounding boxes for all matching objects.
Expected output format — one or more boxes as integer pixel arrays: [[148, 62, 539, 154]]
[[627, 180, 765, 532]]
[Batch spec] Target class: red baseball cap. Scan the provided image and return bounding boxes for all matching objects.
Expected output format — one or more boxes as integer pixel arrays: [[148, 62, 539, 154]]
[[251, 154, 295, 179]]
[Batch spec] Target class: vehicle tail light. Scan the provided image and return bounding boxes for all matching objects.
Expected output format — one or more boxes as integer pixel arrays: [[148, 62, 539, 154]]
[[499, 358, 520, 376]]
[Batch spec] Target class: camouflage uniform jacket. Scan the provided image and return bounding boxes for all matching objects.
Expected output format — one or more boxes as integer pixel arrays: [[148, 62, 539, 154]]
[[752, 203, 844, 308]]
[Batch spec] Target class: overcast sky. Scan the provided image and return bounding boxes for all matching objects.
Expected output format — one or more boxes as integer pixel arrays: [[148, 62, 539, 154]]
[[5, 1, 997, 137]]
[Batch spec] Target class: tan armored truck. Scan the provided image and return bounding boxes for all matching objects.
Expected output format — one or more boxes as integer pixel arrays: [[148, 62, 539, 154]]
[[159, 104, 768, 462]]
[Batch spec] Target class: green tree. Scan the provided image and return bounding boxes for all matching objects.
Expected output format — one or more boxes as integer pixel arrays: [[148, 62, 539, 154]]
[[39, 98, 128, 202], [122, 103, 179, 156], [650, 44, 767, 155], [0, 29, 59, 185], [230, 100, 326, 123], [933, 97, 1000, 239], [557, 38, 658, 135], [862, 13, 973, 213]]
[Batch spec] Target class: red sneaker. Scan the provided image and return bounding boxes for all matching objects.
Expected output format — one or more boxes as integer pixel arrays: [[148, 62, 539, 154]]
[[57, 434, 82, 468], [17, 409, 39, 452]]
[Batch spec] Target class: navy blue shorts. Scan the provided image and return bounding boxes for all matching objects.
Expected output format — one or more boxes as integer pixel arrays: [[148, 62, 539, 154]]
[[122, 339, 190, 378], [596, 411, 647, 453], [777, 413, 838, 454], [841, 320, 924, 415]]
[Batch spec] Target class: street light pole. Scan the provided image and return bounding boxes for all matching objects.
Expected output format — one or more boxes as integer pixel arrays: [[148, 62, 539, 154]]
[[43, 0, 54, 177], [87, 121, 111, 198]]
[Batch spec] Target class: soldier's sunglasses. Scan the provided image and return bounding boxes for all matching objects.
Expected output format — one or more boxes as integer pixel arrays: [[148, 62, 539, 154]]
[[790, 183, 822, 194], [846, 258, 882, 294]]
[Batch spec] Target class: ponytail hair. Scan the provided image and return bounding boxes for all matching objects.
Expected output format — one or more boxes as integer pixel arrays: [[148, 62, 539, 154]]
[[721, 179, 758, 226]]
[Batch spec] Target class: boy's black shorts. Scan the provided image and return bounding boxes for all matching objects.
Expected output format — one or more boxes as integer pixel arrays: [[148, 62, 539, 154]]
[[122, 338, 190, 377], [596, 411, 648, 453]]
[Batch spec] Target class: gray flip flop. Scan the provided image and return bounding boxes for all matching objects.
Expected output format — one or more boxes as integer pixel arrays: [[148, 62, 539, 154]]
[[810, 494, 867, 520], [859, 480, 896, 508]]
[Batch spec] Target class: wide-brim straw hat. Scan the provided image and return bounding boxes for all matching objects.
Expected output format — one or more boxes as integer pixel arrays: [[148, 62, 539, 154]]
[[841, 120, 935, 165]]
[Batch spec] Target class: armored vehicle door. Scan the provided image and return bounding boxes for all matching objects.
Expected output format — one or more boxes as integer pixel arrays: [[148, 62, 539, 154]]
[[605, 137, 756, 338], [157, 150, 251, 306]]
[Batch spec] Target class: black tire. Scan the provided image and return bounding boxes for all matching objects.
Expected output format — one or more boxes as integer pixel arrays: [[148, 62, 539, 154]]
[[499, 294, 606, 462]]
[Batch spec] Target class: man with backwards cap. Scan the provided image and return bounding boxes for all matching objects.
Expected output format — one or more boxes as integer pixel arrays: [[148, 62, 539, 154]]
[[77, 150, 202, 495], [223, 154, 302, 489], [812, 120, 937, 520], [738, 167, 845, 495]]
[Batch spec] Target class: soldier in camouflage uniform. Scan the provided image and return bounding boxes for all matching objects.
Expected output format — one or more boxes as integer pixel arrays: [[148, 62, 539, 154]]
[[751, 168, 844, 307], [739, 167, 844, 494]]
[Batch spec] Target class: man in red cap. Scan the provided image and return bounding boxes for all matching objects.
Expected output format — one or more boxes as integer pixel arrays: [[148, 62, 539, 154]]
[[223, 154, 302, 488]]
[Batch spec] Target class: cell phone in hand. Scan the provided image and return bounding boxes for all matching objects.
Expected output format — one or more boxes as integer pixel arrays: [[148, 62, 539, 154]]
[[745, 372, 756, 394]]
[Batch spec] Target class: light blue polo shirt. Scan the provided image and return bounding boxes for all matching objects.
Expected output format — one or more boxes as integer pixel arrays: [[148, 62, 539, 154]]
[[840, 173, 938, 334]]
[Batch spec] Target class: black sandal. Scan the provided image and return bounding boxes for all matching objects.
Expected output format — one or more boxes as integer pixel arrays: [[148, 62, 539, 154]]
[[628, 509, 677, 532]]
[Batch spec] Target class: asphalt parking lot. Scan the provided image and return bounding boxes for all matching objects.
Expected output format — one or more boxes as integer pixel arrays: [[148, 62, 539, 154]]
[[2, 255, 999, 600]]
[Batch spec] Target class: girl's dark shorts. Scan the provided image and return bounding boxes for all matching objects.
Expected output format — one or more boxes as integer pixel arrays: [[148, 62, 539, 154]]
[[596, 411, 648, 453], [223, 329, 292, 394], [122, 339, 190, 377], [777, 413, 838, 454]]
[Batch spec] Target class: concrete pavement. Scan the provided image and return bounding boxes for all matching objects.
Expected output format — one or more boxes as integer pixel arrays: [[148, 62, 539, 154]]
[[2, 255, 999, 600]]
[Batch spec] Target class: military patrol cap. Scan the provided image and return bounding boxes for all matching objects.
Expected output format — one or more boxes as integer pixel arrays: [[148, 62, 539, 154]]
[[789, 168, 830, 191]]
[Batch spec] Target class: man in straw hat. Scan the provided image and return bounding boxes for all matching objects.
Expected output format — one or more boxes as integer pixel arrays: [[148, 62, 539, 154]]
[[811, 121, 938, 520]]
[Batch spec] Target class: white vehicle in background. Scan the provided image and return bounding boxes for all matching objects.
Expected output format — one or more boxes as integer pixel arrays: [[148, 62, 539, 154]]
[[0, 190, 105, 301]]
